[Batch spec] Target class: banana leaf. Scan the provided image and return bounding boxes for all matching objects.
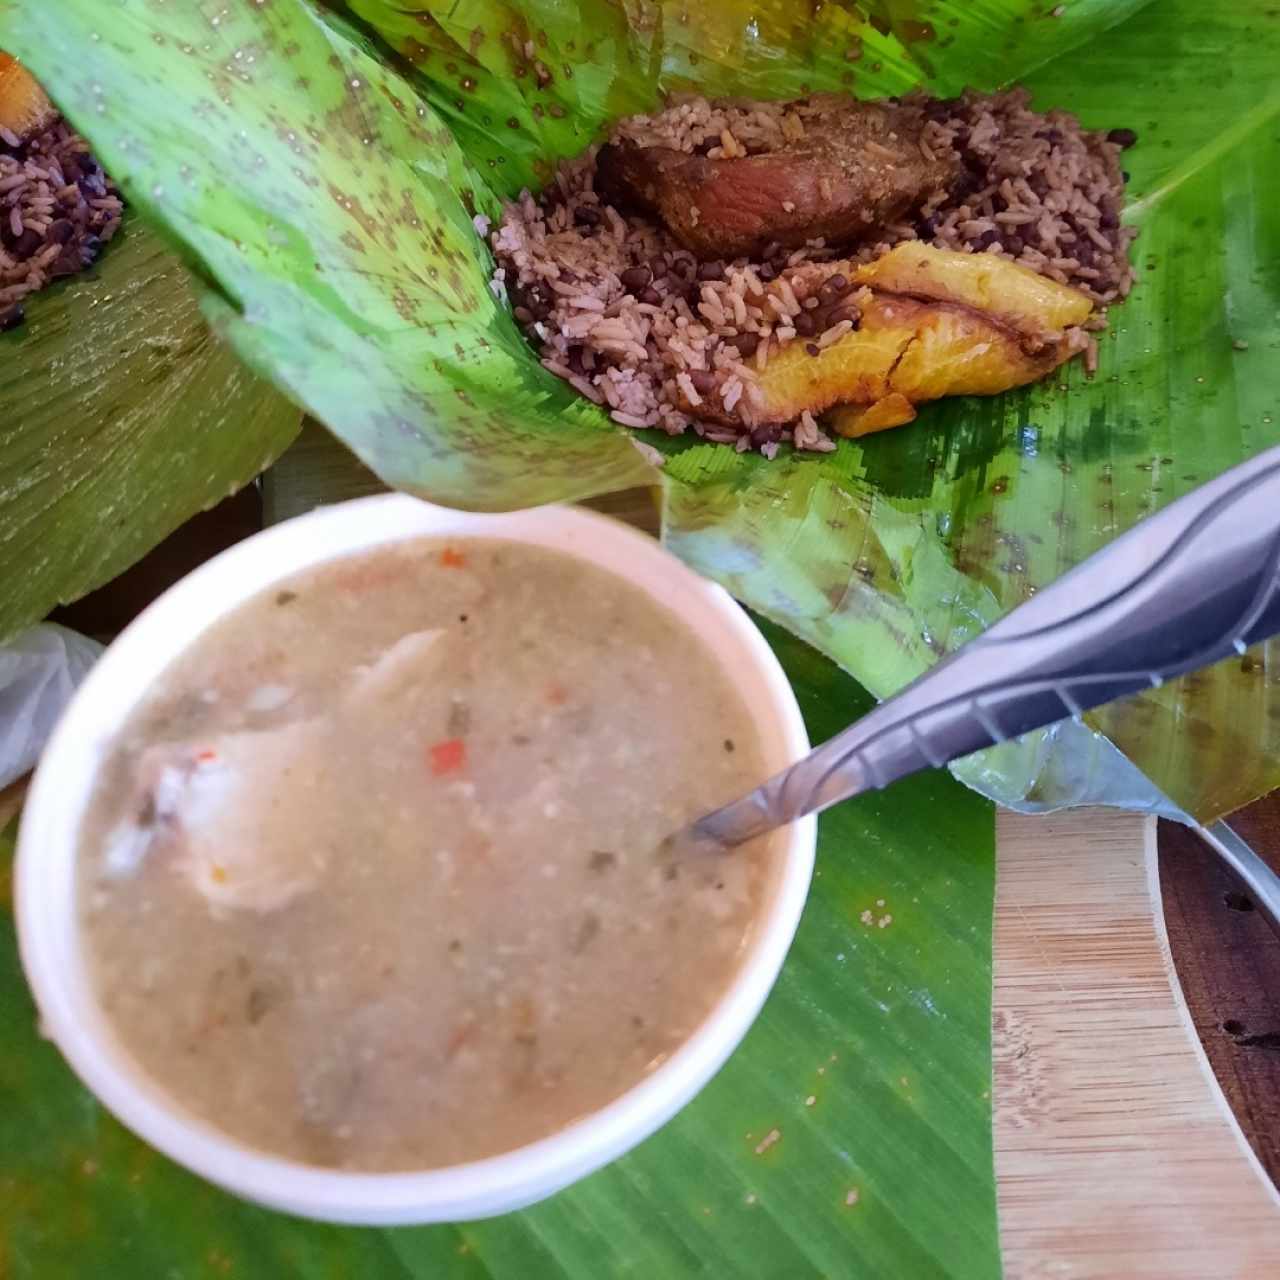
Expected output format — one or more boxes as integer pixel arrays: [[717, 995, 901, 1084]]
[[0, 630, 998, 1279], [4, 0, 1276, 818], [0, 0, 1276, 1273], [0, 220, 302, 641]]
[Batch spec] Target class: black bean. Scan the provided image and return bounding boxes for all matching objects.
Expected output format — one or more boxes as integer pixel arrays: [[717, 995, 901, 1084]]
[[1075, 242, 1095, 268], [1107, 127, 1138, 149], [917, 214, 939, 239], [1043, 127, 1063, 145], [574, 204, 601, 226], [805, 342, 821, 357], [1028, 173, 1050, 198], [727, 332, 758, 357], [1002, 233, 1024, 255], [750, 424, 781, 448], [639, 286, 662, 305], [620, 265, 652, 291], [696, 261, 725, 281], [756, 262, 777, 282], [793, 310, 817, 336], [689, 369, 717, 394], [826, 303, 861, 328], [975, 229, 999, 250], [826, 272, 849, 294], [11, 227, 42, 258], [60, 154, 82, 182], [0, 304, 24, 331], [518, 284, 550, 321], [49, 218, 75, 245], [1099, 210, 1119, 231], [49, 249, 81, 279]]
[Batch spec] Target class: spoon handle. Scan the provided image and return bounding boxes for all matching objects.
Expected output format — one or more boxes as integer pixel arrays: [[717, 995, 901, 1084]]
[[696, 443, 1280, 846]]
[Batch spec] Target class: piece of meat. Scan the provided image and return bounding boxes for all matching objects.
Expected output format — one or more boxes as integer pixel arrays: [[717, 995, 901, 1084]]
[[99, 629, 471, 917], [345, 629, 447, 712], [597, 96, 960, 259], [105, 720, 327, 916]]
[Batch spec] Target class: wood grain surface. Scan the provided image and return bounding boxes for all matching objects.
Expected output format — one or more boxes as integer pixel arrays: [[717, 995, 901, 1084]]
[[995, 810, 1280, 1278]]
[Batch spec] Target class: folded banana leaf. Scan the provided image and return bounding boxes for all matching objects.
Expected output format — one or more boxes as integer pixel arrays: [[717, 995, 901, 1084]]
[[0, 219, 302, 641]]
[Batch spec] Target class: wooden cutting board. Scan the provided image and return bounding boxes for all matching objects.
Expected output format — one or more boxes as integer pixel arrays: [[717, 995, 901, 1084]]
[[261, 428, 1280, 1274], [995, 810, 1280, 1278]]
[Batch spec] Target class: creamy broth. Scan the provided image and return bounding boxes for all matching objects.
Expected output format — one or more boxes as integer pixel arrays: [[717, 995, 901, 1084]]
[[77, 538, 778, 1171]]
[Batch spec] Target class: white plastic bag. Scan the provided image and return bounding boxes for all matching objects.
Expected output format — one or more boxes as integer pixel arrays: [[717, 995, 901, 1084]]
[[0, 624, 103, 790]]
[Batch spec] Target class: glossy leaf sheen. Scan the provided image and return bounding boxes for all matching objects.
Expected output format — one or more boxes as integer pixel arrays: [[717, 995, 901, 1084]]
[[0, 627, 997, 1278], [0, 223, 301, 641]]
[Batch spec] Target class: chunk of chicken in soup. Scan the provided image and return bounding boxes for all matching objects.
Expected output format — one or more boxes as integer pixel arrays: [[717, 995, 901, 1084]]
[[77, 539, 780, 1171]]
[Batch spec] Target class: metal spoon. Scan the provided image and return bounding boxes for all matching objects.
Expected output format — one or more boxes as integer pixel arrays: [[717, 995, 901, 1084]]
[[682, 443, 1280, 930]]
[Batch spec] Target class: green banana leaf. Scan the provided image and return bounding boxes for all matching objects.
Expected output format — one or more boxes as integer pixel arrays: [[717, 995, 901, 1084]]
[[0, 628, 998, 1279], [0, 221, 302, 641]]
